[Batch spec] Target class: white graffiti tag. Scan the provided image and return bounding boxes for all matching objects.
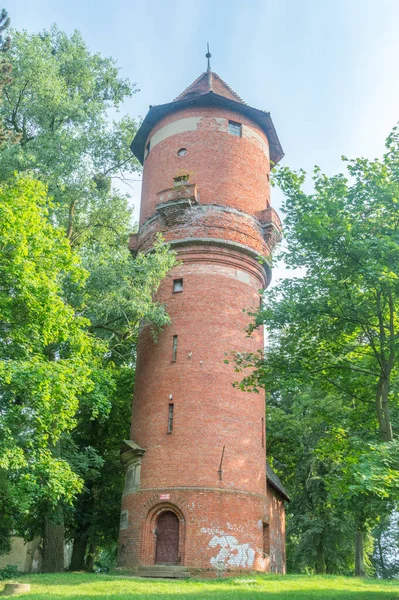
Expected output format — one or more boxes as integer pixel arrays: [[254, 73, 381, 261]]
[[208, 533, 255, 568]]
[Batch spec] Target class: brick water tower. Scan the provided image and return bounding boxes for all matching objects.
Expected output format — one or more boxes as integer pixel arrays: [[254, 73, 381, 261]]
[[118, 52, 289, 576]]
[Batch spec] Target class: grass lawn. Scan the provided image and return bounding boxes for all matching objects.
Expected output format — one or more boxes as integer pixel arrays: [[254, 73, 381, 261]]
[[1, 572, 398, 600]]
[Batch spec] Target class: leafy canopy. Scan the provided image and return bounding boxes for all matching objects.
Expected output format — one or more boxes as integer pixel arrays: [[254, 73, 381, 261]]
[[234, 125, 399, 574], [0, 174, 104, 518], [0, 25, 140, 241]]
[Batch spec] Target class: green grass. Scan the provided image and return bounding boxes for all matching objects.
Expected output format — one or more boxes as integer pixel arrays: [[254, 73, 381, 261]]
[[1, 572, 398, 599]]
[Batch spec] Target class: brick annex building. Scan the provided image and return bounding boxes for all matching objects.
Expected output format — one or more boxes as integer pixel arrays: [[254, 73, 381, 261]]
[[118, 55, 290, 577]]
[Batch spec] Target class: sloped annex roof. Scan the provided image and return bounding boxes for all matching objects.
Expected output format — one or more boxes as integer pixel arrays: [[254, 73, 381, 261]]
[[267, 462, 291, 502], [131, 70, 284, 166]]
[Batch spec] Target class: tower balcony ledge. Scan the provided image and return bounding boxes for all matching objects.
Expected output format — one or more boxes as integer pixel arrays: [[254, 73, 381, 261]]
[[129, 202, 282, 255], [157, 183, 198, 206], [154, 184, 199, 227], [256, 207, 282, 245]]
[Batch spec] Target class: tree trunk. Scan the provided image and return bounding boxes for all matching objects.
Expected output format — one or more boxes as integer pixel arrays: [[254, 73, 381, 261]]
[[355, 531, 366, 577], [375, 376, 393, 442], [70, 532, 88, 571], [377, 530, 387, 579], [42, 505, 65, 573], [315, 540, 326, 574], [86, 543, 96, 571], [66, 200, 75, 241]]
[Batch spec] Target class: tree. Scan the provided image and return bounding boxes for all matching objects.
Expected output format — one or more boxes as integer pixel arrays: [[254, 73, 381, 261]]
[[0, 25, 140, 240], [0, 9, 15, 557], [0, 174, 103, 564], [372, 511, 399, 579], [0, 7, 11, 148], [67, 367, 132, 571], [66, 237, 175, 570], [0, 24, 177, 571], [265, 387, 358, 575], [235, 126, 399, 575]]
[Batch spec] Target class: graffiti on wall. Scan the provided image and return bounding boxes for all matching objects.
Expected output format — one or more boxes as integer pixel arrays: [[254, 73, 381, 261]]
[[201, 528, 255, 568]]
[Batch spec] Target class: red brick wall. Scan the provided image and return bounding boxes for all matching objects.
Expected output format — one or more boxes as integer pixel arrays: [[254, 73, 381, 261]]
[[140, 106, 270, 225], [131, 252, 265, 495], [267, 487, 286, 574], [120, 488, 268, 573]]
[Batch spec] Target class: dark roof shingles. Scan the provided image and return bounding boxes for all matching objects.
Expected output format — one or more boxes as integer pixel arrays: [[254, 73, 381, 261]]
[[267, 462, 291, 502]]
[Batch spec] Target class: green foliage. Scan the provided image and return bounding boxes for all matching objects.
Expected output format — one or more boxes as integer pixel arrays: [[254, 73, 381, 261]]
[[0, 564, 18, 581], [81, 235, 174, 361], [0, 18, 175, 568], [266, 387, 358, 574], [372, 511, 399, 579], [93, 544, 118, 573], [66, 235, 176, 562], [0, 8, 12, 148], [0, 25, 140, 241], [0, 8, 10, 48], [0, 174, 106, 547], [64, 367, 133, 555], [265, 144, 399, 443], [0, 472, 13, 555], [235, 125, 399, 574], [0, 22, 176, 564]]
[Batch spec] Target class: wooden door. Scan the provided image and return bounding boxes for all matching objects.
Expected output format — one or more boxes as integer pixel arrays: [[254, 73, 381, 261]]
[[155, 511, 179, 565]]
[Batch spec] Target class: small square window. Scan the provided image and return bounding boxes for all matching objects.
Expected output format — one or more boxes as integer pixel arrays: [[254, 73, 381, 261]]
[[228, 120, 242, 137], [173, 278, 183, 293]]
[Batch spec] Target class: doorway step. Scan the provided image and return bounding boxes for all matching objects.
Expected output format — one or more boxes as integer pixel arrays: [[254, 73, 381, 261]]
[[136, 565, 190, 578]]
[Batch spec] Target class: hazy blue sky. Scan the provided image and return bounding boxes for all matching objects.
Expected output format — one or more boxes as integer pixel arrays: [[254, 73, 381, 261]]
[[6, 0, 399, 279]]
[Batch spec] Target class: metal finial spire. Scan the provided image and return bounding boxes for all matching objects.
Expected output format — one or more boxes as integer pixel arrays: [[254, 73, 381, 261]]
[[206, 43, 212, 71]]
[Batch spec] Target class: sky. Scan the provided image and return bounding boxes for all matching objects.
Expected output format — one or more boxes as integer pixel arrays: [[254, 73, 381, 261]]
[[6, 0, 399, 281]]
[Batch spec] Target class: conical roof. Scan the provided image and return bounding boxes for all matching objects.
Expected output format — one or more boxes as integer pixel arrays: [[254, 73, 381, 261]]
[[130, 67, 284, 166], [174, 70, 245, 104]]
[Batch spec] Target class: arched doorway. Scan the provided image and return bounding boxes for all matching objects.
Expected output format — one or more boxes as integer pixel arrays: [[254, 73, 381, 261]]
[[155, 511, 179, 564]]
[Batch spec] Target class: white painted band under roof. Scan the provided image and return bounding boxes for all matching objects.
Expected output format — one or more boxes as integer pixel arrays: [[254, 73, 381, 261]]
[[144, 116, 270, 160]]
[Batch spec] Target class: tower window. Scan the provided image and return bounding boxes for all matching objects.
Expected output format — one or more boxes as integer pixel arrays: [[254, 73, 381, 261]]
[[263, 523, 270, 556], [178, 148, 187, 156], [173, 278, 183, 293], [172, 335, 178, 362], [228, 120, 242, 137], [167, 403, 174, 433], [262, 417, 265, 448]]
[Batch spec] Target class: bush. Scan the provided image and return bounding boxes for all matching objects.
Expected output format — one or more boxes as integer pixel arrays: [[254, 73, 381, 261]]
[[0, 564, 19, 580]]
